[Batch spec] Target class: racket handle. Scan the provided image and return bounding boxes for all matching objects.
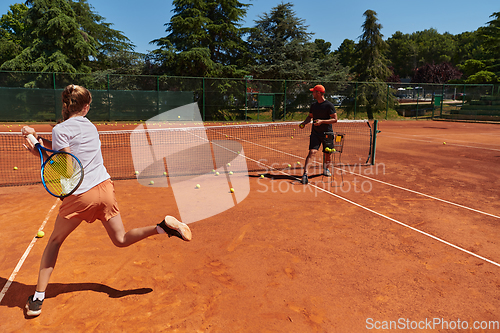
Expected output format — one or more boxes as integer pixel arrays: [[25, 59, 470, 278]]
[[26, 134, 40, 146]]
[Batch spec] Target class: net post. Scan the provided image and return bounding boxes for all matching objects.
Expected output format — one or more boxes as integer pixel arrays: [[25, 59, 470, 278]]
[[371, 120, 380, 165]]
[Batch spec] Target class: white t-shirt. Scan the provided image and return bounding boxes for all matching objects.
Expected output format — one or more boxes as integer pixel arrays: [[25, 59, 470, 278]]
[[51, 116, 110, 195]]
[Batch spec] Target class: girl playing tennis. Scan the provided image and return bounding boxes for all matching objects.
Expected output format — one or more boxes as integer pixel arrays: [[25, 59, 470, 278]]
[[22, 84, 192, 317]]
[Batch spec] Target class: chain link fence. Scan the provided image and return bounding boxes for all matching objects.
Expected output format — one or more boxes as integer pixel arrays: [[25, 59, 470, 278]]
[[0, 71, 499, 122]]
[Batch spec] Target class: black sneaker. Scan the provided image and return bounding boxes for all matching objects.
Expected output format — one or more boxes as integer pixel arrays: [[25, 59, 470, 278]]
[[157, 216, 192, 241], [323, 169, 332, 177], [25, 295, 43, 317], [301, 174, 308, 184]]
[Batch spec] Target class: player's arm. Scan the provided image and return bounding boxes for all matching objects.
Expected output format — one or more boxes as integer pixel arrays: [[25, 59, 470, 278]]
[[300, 113, 313, 128], [314, 113, 337, 126], [21, 126, 53, 149]]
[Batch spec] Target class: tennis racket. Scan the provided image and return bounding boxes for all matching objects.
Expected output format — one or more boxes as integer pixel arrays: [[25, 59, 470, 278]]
[[26, 134, 84, 198]]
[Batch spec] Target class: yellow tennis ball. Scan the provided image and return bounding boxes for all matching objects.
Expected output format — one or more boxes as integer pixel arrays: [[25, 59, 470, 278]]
[[215, 172, 219, 176], [37, 231, 45, 238], [229, 171, 233, 175], [150, 180, 154, 185], [13, 166, 18, 170], [443, 142, 446, 145], [230, 188, 235, 193], [227, 163, 231, 166], [135, 170, 139, 175], [195, 184, 201, 189], [260, 174, 264, 178], [163, 172, 167, 176]]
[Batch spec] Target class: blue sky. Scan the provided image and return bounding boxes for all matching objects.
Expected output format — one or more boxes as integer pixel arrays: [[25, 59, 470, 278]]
[[1, 0, 498, 54]]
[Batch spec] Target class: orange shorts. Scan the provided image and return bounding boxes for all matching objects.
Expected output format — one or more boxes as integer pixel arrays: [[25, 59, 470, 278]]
[[59, 179, 120, 223]]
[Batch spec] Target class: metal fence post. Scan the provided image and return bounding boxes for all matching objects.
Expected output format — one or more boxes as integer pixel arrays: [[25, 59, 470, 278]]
[[53, 72, 57, 120], [386, 84, 389, 120], [354, 82, 358, 119], [202, 77, 205, 121]]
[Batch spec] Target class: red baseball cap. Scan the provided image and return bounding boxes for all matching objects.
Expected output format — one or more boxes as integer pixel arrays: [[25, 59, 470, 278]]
[[309, 85, 325, 93]]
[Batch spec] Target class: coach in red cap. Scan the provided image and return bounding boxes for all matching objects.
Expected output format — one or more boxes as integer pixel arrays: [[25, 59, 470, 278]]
[[298, 84, 338, 184]]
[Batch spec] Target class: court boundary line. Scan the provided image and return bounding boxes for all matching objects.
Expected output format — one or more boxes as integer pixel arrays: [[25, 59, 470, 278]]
[[0, 199, 58, 304], [381, 133, 500, 151], [257, 162, 500, 268]]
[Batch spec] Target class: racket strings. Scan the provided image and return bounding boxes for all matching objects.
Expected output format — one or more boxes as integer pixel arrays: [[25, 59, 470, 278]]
[[42, 154, 83, 196]]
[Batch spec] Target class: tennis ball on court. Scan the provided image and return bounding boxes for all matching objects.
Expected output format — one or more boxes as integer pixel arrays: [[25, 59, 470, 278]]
[[195, 184, 201, 189], [297, 161, 301, 165], [229, 171, 233, 175], [135, 170, 139, 175], [13, 166, 18, 170], [163, 172, 167, 176], [150, 180, 155, 185], [215, 172, 220, 176], [36, 231, 44, 238], [443, 142, 446, 145], [227, 163, 231, 166], [178, 116, 181, 118], [230, 188, 235, 193], [291, 136, 293, 139], [287, 164, 291, 168], [333, 148, 336, 152], [325, 147, 331, 153], [260, 174, 265, 178]]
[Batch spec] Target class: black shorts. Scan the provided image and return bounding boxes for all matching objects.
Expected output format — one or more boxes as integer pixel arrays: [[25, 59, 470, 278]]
[[309, 131, 334, 152]]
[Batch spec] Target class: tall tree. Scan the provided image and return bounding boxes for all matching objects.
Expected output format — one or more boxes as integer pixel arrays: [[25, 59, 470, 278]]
[[352, 10, 393, 119], [1, 0, 97, 73], [386, 31, 417, 78], [246, 2, 314, 80], [70, 0, 136, 71], [0, 3, 27, 67], [1, 0, 136, 74], [334, 38, 357, 70], [246, 2, 347, 81], [149, 0, 250, 77], [482, 11, 500, 75]]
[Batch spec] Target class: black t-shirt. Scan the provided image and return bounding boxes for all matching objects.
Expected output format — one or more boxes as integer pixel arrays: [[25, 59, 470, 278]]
[[309, 100, 336, 133]]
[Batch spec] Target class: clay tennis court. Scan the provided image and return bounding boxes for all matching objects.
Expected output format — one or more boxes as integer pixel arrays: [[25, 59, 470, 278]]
[[1, 120, 499, 332]]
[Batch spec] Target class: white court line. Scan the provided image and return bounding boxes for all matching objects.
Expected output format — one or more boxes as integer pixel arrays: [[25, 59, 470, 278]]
[[261, 164, 500, 268], [381, 133, 500, 151], [0, 199, 59, 304], [338, 167, 500, 220]]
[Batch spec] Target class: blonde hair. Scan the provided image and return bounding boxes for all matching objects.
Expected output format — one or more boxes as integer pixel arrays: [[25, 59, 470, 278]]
[[61, 84, 92, 121]]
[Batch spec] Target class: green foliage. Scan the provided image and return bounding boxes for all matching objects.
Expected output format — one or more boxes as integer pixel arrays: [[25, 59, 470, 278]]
[[246, 2, 347, 82], [335, 39, 357, 69], [0, 4, 28, 66], [458, 59, 487, 77], [465, 70, 498, 84], [0, 0, 137, 75], [351, 10, 394, 119], [149, 0, 250, 78]]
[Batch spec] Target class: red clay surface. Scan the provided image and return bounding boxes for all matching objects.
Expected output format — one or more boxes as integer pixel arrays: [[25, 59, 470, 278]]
[[1, 120, 500, 332]]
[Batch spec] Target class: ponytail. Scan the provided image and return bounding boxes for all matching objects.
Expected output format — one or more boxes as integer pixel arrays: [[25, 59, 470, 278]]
[[61, 85, 92, 121]]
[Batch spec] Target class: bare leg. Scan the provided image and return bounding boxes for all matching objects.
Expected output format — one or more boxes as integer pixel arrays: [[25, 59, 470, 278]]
[[303, 149, 317, 175], [36, 215, 82, 293], [102, 214, 158, 248]]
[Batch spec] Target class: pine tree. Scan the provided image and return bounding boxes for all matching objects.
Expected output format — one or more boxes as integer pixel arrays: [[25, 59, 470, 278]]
[[352, 10, 394, 119], [149, 0, 250, 77]]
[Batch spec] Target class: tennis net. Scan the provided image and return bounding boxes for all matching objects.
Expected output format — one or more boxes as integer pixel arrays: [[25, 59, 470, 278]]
[[0, 120, 374, 187]]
